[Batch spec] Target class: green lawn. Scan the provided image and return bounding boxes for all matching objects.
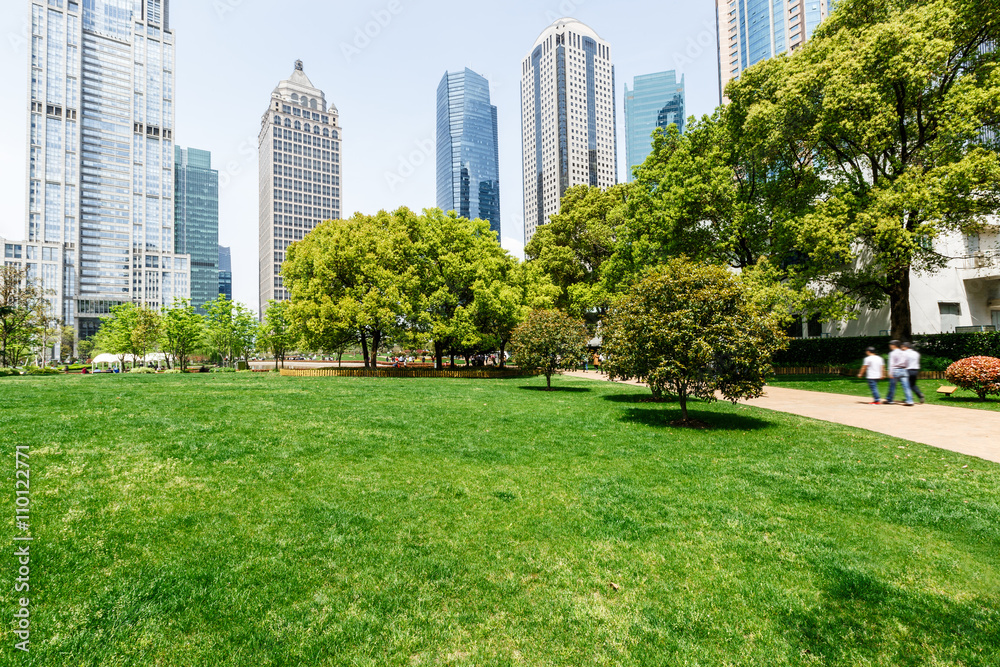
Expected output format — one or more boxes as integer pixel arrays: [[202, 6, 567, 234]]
[[1, 374, 998, 666], [768, 374, 1000, 411]]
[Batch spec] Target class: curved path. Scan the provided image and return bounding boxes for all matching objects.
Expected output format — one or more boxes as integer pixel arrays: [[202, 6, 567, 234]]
[[565, 371, 1000, 464]]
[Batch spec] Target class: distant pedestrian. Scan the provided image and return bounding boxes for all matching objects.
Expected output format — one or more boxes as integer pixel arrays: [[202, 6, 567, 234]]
[[857, 347, 886, 404], [902, 342, 925, 404], [885, 340, 914, 406]]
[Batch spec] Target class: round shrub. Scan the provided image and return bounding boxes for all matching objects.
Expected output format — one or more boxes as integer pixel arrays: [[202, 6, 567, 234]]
[[127, 367, 158, 374], [27, 367, 61, 376], [945, 356, 1000, 400], [0, 368, 22, 377], [210, 366, 236, 373], [161, 369, 183, 374]]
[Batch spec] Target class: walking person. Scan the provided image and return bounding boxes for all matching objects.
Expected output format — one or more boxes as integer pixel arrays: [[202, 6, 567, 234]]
[[902, 342, 925, 404], [885, 340, 915, 406], [857, 347, 886, 404]]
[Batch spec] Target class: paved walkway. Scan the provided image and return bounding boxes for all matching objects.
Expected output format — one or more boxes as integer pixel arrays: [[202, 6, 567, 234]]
[[565, 371, 1000, 464]]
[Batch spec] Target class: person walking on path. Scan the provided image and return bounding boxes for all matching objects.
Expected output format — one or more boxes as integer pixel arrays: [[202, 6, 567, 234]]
[[885, 340, 915, 406], [902, 342, 926, 404], [857, 347, 886, 404]]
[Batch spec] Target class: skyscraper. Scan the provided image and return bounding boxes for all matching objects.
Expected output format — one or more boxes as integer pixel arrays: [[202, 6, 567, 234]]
[[521, 18, 618, 244], [436, 68, 501, 236], [218, 245, 232, 302], [258, 60, 342, 316], [174, 147, 219, 313], [24, 0, 190, 344], [717, 0, 833, 101], [624, 71, 685, 182]]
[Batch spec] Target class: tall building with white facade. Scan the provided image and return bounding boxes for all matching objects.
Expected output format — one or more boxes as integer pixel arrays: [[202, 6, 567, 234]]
[[23, 0, 190, 346], [521, 18, 618, 244], [258, 60, 342, 316], [717, 0, 833, 101]]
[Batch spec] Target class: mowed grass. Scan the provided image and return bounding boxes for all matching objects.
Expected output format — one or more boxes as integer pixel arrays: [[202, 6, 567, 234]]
[[768, 374, 1000, 411], [1, 374, 998, 666]]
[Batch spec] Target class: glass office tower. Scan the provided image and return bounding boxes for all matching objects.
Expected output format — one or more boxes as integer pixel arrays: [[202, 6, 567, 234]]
[[436, 68, 501, 236], [521, 18, 618, 244], [218, 245, 232, 302], [174, 147, 219, 313], [717, 0, 833, 101], [624, 71, 685, 182], [24, 0, 190, 343]]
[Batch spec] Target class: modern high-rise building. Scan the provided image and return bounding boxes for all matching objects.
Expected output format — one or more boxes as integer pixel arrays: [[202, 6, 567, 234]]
[[521, 18, 618, 244], [717, 0, 833, 101], [218, 245, 232, 302], [258, 60, 342, 316], [436, 68, 501, 236], [23, 0, 190, 345], [174, 147, 219, 313], [624, 71, 685, 182]]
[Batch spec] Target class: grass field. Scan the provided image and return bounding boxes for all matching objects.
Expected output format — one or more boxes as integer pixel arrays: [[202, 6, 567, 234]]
[[768, 374, 1000, 411], [2, 373, 999, 666]]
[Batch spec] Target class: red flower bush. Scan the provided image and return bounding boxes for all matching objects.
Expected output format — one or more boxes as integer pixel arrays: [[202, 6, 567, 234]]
[[945, 356, 1000, 400]]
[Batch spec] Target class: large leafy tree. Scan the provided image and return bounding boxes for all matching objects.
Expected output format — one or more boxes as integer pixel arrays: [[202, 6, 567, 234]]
[[283, 208, 425, 368], [525, 184, 628, 320], [758, 0, 1000, 339], [602, 258, 788, 426], [161, 298, 204, 371], [204, 296, 257, 367], [421, 209, 520, 369], [132, 306, 162, 364], [94, 303, 141, 368], [259, 300, 296, 370], [0, 265, 45, 367], [509, 309, 590, 390]]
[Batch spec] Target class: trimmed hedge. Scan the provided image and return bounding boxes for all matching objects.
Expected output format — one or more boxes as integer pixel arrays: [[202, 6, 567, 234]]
[[774, 332, 1000, 366]]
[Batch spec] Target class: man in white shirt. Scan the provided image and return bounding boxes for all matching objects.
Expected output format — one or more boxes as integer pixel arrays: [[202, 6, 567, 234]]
[[857, 346, 886, 404], [885, 340, 914, 406], [902, 342, 925, 404]]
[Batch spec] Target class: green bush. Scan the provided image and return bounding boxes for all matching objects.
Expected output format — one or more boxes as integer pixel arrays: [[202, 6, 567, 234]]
[[773, 332, 1000, 366], [0, 368, 22, 377], [161, 369, 183, 374], [127, 367, 157, 374], [27, 367, 61, 376], [210, 367, 236, 373]]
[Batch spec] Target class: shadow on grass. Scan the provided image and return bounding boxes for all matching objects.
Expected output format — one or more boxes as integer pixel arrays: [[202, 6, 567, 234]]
[[620, 406, 774, 431], [786, 561, 1000, 664], [518, 386, 593, 393], [603, 393, 679, 404]]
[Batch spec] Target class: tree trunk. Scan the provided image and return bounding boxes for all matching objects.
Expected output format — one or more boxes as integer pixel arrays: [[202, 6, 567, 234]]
[[546, 373, 552, 390], [435, 342, 444, 371], [360, 331, 370, 369], [888, 267, 912, 341], [499, 341, 506, 368], [370, 330, 381, 369], [679, 393, 688, 422]]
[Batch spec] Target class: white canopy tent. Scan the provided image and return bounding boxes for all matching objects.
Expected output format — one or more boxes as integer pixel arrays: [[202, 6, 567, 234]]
[[91, 353, 172, 373]]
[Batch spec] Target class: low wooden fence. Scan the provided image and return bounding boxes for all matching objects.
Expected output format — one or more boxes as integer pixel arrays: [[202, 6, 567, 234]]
[[772, 366, 947, 380], [279, 367, 532, 379]]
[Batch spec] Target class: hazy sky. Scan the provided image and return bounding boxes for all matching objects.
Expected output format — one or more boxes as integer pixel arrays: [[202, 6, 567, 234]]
[[0, 0, 721, 309]]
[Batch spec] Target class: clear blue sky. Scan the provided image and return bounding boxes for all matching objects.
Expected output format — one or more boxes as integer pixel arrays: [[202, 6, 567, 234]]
[[0, 0, 721, 309]]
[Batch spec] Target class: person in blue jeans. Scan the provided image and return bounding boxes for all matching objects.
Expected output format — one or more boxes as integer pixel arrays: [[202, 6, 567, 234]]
[[885, 340, 914, 406], [857, 347, 886, 404]]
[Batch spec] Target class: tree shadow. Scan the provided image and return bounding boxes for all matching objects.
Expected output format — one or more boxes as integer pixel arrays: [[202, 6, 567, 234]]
[[518, 386, 593, 393], [603, 393, 679, 404], [784, 561, 1000, 664], [619, 406, 774, 431]]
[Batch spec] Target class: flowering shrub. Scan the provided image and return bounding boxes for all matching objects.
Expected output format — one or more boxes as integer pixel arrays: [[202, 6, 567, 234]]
[[945, 356, 1000, 400]]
